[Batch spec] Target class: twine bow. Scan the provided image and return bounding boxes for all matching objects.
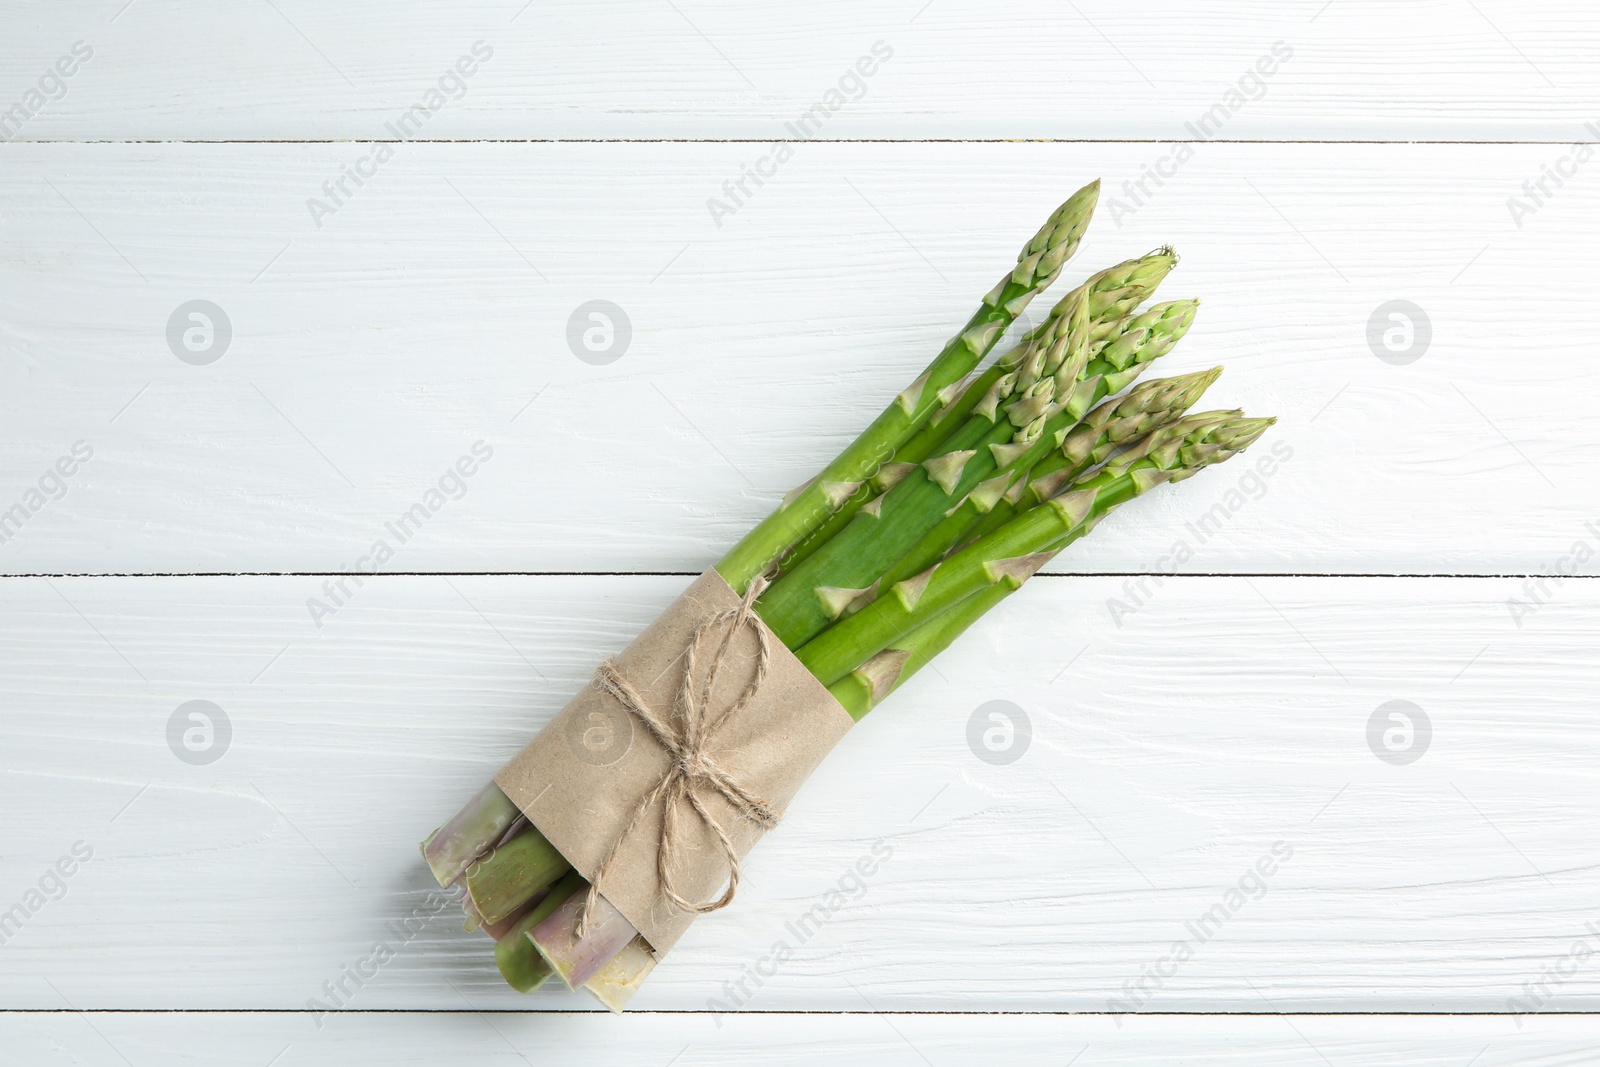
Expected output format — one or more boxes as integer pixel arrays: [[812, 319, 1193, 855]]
[[575, 571, 781, 939]]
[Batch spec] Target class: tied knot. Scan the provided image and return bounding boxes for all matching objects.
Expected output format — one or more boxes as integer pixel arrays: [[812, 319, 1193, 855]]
[[673, 751, 716, 780], [576, 570, 781, 940]]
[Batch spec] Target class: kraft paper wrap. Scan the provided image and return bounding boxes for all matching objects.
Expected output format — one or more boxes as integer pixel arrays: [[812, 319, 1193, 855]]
[[494, 569, 854, 956]]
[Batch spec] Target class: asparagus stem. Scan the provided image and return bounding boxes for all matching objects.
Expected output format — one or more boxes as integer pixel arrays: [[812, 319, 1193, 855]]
[[714, 182, 1101, 593], [421, 781, 522, 888], [582, 936, 658, 1013], [474, 894, 541, 941], [758, 292, 1198, 648], [465, 825, 573, 926], [784, 249, 1187, 568], [756, 290, 1091, 644], [877, 361, 1216, 591], [795, 412, 1276, 685], [959, 300, 1202, 544], [528, 880, 641, 990], [419, 194, 1282, 1007], [494, 871, 587, 993], [890, 247, 1180, 469], [828, 579, 1017, 719], [776, 481, 877, 574]]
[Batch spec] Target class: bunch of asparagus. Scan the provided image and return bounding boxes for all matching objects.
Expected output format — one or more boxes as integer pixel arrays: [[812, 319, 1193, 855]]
[[420, 179, 1275, 1009]]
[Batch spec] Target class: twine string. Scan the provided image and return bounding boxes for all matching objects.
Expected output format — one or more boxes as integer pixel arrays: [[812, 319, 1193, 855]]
[[575, 571, 780, 939]]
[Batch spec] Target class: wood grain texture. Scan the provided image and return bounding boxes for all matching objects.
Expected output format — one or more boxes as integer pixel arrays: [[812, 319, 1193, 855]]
[[3, 141, 1595, 575], [1, 1, 1597, 140], [3, 574, 1596, 1011], [1, 1012, 1594, 1067], [6, 3, 1597, 1045]]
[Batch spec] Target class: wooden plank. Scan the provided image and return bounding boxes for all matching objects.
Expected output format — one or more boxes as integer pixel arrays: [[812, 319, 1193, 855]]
[[3, 141, 1595, 575], [2, 574, 1596, 1010], [2, 2, 1596, 140], [1, 1011, 1591, 1066]]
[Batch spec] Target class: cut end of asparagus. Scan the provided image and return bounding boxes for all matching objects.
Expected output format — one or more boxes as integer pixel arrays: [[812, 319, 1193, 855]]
[[495, 933, 555, 994], [493, 870, 585, 994], [529, 884, 640, 991], [582, 936, 659, 1013], [420, 781, 522, 889], [466, 827, 573, 927]]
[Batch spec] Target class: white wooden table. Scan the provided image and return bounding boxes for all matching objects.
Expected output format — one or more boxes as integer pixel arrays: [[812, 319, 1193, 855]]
[[4, 2, 1599, 1062]]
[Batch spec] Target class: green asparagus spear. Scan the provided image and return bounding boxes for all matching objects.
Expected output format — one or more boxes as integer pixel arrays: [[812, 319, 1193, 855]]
[[876, 360, 1216, 592], [796, 412, 1276, 686], [494, 870, 588, 993], [758, 292, 1199, 646], [755, 288, 1092, 644], [776, 250, 1183, 579], [888, 248, 1180, 470], [716, 182, 1101, 593], [827, 578, 1017, 720], [465, 825, 573, 926]]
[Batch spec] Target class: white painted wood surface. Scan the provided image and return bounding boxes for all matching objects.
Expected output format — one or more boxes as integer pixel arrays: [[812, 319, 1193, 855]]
[[3, 1012, 1594, 1067], [1, 1, 1597, 141], [5, 1, 1599, 1059], [3, 575, 1596, 1013], [4, 141, 1596, 575]]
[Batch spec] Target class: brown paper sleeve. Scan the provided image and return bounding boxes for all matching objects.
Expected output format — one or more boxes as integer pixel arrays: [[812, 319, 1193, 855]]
[[494, 569, 854, 956]]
